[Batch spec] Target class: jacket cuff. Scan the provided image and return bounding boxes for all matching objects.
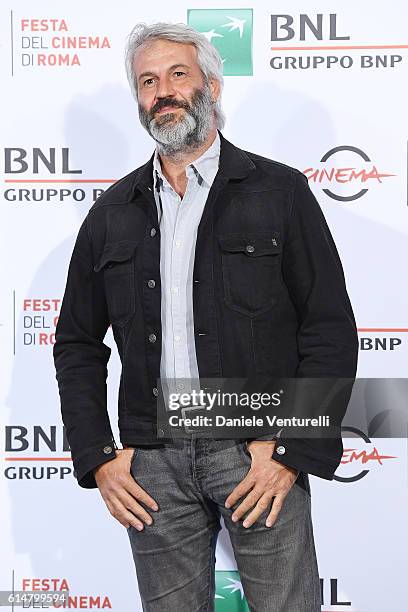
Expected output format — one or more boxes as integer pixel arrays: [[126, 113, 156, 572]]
[[72, 437, 118, 489], [245, 427, 283, 442], [270, 438, 339, 480]]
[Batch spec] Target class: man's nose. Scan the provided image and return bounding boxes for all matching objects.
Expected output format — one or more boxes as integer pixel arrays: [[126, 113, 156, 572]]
[[155, 76, 176, 99]]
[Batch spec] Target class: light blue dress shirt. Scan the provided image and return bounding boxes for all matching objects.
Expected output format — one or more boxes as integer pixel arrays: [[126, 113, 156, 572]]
[[152, 131, 221, 389]]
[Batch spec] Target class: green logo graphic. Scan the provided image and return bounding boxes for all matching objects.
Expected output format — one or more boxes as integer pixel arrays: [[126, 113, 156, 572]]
[[187, 9, 253, 76], [215, 571, 250, 611]]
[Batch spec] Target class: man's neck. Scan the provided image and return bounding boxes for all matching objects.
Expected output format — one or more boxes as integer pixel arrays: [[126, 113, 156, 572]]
[[157, 127, 217, 197]]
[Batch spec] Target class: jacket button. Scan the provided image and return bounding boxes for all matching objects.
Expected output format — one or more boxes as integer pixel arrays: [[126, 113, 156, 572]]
[[246, 245, 255, 253], [157, 429, 164, 437], [152, 387, 159, 397], [147, 279, 156, 288], [103, 445, 113, 454], [276, 445, 286, 455], [150, 227, 157, 237], [148, 333, 157, 343]]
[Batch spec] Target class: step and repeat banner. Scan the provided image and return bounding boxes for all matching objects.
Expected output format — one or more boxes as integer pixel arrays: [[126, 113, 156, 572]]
[[1, 1, 407, 611]]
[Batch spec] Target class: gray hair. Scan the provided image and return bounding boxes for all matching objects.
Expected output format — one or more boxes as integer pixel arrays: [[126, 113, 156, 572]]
[[124, 22, 226, 130]]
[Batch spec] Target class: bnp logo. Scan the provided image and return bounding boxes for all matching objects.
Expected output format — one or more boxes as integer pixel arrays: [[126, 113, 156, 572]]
[[187, 9, 253, 76], [215, 571, 250, 611]]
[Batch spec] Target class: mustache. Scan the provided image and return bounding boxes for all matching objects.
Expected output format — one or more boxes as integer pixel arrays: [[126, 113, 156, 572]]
[[151, 98, 190, 116]]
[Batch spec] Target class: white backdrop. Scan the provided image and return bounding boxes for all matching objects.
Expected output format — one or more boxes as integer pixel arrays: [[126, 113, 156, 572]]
[[1, 1, 408, 610]]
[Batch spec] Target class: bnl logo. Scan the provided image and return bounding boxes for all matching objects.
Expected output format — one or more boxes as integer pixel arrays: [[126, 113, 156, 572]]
[[187, 9, 253, 76]]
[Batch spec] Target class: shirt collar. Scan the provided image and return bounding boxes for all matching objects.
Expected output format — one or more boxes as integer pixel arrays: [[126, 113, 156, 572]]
[[153, 130, 220, 189]]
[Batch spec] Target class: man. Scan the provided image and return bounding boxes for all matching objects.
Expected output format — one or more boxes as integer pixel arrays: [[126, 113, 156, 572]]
[[53, 21, 358, 612]]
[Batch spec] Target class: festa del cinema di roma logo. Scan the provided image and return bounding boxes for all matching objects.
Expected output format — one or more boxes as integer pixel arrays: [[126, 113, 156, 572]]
[[7, 578, 111, 609], [15, 17, 111, 68]]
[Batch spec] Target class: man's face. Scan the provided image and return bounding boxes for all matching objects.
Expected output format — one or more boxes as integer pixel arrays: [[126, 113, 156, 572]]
[[133, 39, 219, 154]]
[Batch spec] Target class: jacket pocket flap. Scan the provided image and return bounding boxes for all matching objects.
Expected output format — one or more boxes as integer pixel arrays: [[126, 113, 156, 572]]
[[218, 233, 281, 256], [94, 241, 139, 272]]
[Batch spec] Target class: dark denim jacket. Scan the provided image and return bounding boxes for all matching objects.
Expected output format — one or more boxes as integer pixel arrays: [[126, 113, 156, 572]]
[[53, 130, 358, 488]]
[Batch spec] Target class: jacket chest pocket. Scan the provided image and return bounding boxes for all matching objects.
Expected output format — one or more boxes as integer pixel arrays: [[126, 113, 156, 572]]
[[218, 232, 281, 317], [94, 241, 139, 327]]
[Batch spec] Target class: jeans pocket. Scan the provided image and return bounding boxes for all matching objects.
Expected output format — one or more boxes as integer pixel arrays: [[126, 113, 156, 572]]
[[295, 471, 311, 496], [241, 440, 253, 461], [130, 447, 140, 470]]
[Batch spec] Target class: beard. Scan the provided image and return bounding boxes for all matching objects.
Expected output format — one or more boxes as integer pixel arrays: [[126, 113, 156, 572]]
[[138, 84, 214, 158]]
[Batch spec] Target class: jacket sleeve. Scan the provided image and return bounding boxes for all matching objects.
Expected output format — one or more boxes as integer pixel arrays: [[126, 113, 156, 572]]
[[251, 171, 359, 480], [53, 215, 118, 489]]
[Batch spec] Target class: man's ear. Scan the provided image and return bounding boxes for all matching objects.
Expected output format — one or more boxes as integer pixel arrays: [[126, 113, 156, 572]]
[[209, 77, 221, 103]]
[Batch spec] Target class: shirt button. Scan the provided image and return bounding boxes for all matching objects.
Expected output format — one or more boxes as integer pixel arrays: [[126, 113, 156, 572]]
[[150, 227, 157, 237], [171, 287, 179, 294], [148, 333, 157, 343], [147, 279, 156, 288], [276, 445, 286, 455], [103, 445, 113, 454], [175, 240, 183, 247], [174, 335, 181, 342], [152, 387, 159, 397], [246, 245, 255, 253]]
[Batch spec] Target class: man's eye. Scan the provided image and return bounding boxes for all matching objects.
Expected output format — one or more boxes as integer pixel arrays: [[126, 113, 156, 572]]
[[143, 78, 155, 86], [174, 71, 185, 77]]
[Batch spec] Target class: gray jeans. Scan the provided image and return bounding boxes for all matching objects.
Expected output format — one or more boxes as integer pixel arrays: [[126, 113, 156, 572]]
[[127, 437, 321, 612]]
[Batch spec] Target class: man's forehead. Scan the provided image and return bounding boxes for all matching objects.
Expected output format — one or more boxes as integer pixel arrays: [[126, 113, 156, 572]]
[[133, 39, 198, 71]]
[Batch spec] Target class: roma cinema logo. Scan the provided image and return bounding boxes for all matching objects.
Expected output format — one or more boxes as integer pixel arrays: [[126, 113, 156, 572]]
[[304, 146, 395, 201], [335, 427, 397, 483]]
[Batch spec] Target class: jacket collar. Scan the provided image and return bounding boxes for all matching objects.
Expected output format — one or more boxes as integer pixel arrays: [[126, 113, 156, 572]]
[[153, 129, 221, 188], [130, 129, 255, 197]]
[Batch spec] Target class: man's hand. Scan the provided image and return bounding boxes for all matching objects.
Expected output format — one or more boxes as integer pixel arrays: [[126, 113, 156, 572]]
[[224, 440, 299, 528], [94, 448, 159, 531]]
